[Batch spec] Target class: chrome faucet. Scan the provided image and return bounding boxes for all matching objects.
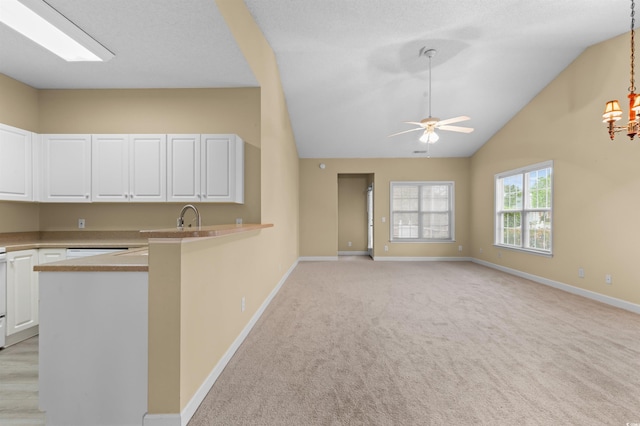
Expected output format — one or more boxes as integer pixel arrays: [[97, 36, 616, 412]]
[[177, 204, 201, 228]]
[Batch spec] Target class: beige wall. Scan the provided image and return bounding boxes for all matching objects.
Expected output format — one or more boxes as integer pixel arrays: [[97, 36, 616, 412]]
[[300, 158, 471, 258], [37, 88, 261, 230], [0, 73, 39, 132], [0, 82, 262, 231], [470, 32, 640, 305], [0, 75, 40, 232], [338, 174, 369, 252], [148, 0, 301, 416]]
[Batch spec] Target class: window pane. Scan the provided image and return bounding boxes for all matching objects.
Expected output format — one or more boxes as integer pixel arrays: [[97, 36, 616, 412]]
[[501, 175, 523, 210], [502, 212, 521, 246], [526, 211, 551, 250], [421, 185, 449, 211], [393, 213, 419, 238], [422, 212, 449, 239], [392, 185, 418, 211], [528, 168, 551, 209]]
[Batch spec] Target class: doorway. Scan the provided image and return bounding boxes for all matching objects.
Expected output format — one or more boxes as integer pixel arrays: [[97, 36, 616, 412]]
[[337, 174, 374, 258]]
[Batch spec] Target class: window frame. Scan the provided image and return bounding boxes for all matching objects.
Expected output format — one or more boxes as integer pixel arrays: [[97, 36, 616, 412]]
[[494, 160, 553, 256], [389, 181, 455, 243]]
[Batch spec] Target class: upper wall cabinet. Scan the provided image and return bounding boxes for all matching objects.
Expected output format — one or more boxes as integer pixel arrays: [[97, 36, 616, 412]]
[[201, 134, 244, 203], [92, 134, 166, 202], [167, 134, 244, 204], [0, 123, 33, 201], [41, 135, 92, 203]]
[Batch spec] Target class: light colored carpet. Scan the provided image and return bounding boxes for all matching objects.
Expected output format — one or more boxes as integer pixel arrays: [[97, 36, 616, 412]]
[[189, 259, 640, 425]]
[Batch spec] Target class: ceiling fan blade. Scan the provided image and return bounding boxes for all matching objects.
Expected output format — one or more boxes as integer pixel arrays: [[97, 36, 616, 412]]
[[438, 125, 474, 133], [403, 121, 427, 127], [388, 127, 423, 137], [437, 116, 470, 126]]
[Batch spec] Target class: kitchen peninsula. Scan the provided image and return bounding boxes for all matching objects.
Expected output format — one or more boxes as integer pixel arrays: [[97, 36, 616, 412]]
[[36, 223, 273, 426]]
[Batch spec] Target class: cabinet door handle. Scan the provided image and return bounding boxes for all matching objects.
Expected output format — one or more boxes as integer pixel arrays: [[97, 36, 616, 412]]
[[9, 258, 14, 265], [85, 194, 89, 199]]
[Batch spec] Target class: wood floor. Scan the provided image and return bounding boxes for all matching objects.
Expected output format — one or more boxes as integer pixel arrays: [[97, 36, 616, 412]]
[[0, 336, 44, 425]]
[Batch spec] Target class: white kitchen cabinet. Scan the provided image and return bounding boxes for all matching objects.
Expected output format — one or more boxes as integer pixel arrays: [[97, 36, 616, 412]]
[[6, 249, 38, 336], [129, 134, 167, 202], [91, 134, 129, 202], [168, 134, 244, 203], [0, 123, 33, 201], [201, 134, 244, 203], [167, 134, 201, 202], [41, 134, 92, 202], [92, 134, 166, 202], [38, 248, 67, 264]]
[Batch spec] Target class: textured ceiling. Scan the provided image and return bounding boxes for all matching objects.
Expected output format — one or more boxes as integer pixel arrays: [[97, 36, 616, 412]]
[[0, 0, 632, 158]]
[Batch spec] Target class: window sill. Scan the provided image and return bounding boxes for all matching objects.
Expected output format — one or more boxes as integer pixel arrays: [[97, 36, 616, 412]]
[[493, 244, 553, 258]]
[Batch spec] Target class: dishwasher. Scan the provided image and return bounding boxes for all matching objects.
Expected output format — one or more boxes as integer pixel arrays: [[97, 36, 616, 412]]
[[65, 248, 127, 259], [0, 247, 6, 348]]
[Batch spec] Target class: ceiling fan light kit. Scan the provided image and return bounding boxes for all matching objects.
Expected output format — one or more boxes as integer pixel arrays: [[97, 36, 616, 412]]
[[389, 47, 473, 152], [603, 0, 640, 140]]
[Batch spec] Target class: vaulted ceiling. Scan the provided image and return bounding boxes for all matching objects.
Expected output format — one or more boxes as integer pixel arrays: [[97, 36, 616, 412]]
[[0, 0, 630, 158]]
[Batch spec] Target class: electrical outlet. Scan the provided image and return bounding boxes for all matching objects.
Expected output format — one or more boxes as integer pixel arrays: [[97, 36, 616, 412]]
[[78, 219, 85, 229], [479, 247, 483, 253], [458, 245, 462, 252], [348, 241, 352, 247], [497, 251, 502, 259], [605, 274, 612, 285], [381, 216, 386, 223], [384, 244, 389, 252], [578, 267, 585, 278], [235, 217, 243, 225], [241, 296, 246, 312]]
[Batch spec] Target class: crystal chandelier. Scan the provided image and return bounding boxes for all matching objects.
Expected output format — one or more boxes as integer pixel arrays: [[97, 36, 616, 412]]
[[603, 0, 640, 140]]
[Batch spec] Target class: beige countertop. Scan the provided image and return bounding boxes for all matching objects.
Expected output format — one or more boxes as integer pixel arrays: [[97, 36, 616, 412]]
[[0, 231, 147, 252], [140, 223, 273, 239], [27, 224, 272, 272]]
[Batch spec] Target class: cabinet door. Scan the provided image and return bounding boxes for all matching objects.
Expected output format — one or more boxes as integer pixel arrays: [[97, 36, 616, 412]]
[[92, 135, 129, 202], [0, 124, 33, 201], [201, 134, 244, 204], [130, 135, 166, 202], [6, 250, 38, 335], [41, 135, 91, 202], [167, 134, 201, 202]]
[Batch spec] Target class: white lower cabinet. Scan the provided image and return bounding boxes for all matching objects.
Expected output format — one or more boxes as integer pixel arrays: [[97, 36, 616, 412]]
[[6, 249, 38, 336]]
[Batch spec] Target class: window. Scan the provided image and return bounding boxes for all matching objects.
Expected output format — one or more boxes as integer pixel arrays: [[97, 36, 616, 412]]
[[390, 181, 454, 242], [495, 161, 553, 254]]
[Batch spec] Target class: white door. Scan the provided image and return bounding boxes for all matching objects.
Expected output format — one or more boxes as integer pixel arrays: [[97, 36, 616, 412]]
[[0, 124, 33, 201], [167, 134, 201, 202], [6, 250, 38, 335], [92, 135, 129, 202], [130, 134, 166, 202], [41, 135, 92, 202]]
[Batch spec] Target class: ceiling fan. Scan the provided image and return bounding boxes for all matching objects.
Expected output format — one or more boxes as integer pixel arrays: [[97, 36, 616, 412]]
[[389, 48, 473, 144]]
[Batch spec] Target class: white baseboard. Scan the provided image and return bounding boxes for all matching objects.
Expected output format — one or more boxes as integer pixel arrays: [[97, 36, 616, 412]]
[[143, 259, 299, 426], [143, 414, 181, 426], [337, 251, 369, 256], [373, 256, 472, 262], [299, 256, 339, 261], [472, 258, 640, 315]]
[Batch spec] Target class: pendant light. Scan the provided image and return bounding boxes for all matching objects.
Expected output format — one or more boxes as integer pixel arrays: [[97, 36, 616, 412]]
[[603, 0, 640, 140]]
